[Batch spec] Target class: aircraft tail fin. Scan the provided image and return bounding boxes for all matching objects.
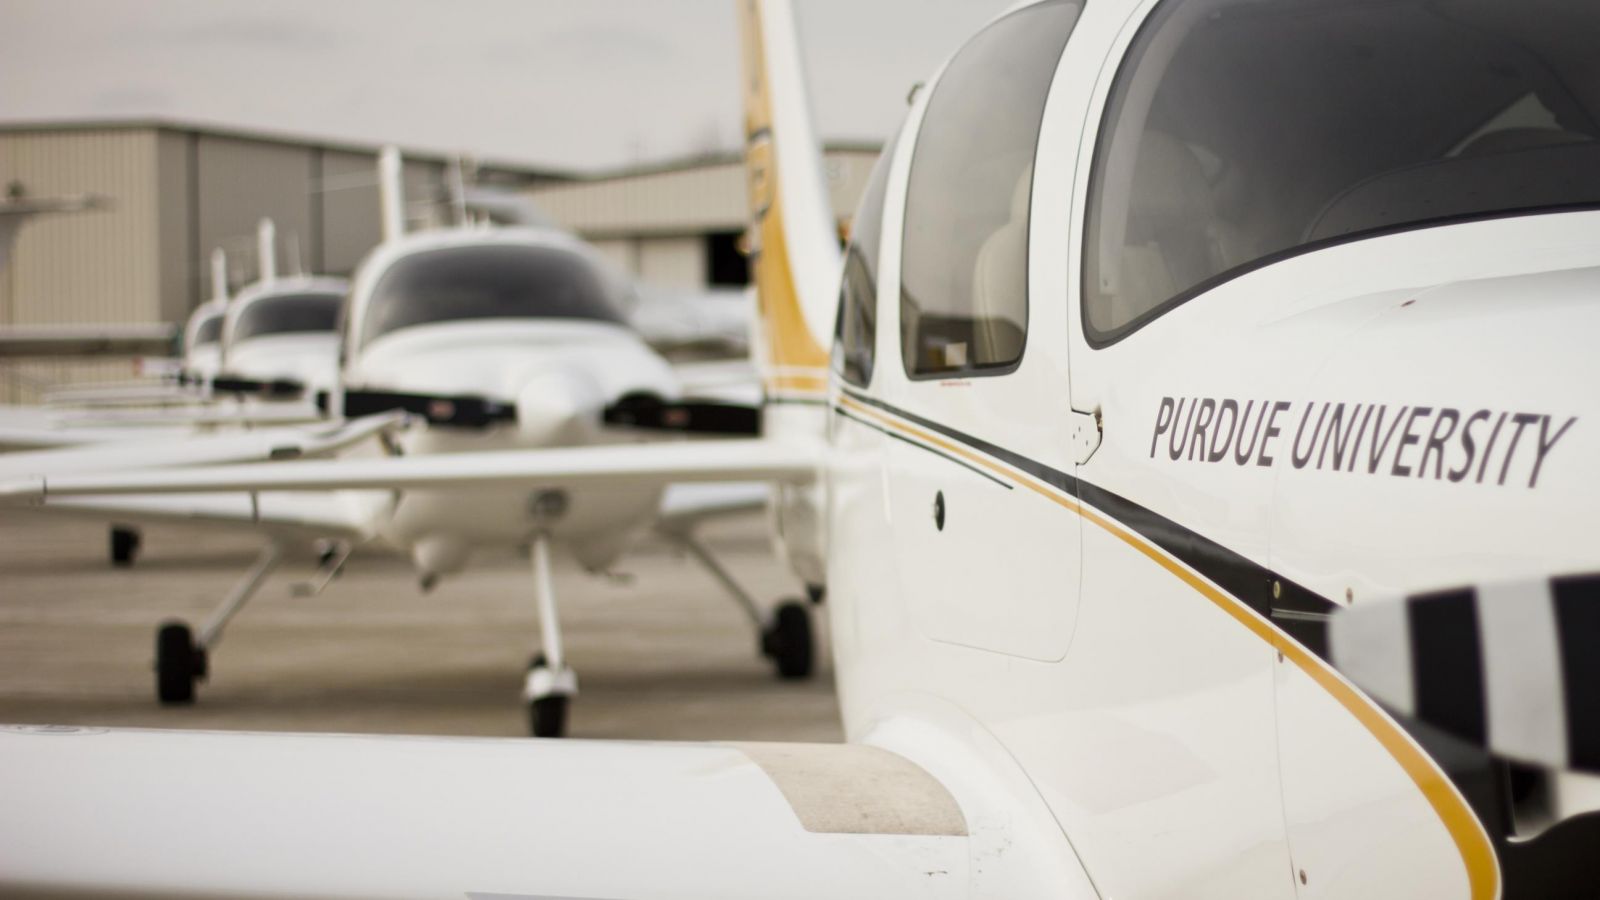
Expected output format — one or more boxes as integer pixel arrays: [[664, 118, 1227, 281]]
[[736, 0, 840, 401]]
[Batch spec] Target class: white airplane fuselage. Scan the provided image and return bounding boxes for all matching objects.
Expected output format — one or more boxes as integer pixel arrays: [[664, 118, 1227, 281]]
[[180, 300, 227, 385], [797, 0, 1600, 896], [219, 276, 350, 401]]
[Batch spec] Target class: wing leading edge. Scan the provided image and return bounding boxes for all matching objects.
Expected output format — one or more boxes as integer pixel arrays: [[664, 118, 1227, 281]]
[[0, 436, 820, 503]]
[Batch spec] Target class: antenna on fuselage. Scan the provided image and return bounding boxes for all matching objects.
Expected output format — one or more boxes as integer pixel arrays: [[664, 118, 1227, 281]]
[[286, 230, 306, 277], [256, 218, 278, 285], [379, 146, 406, 244], [210, 248, 229, 303], [448, 156, 470, 228]]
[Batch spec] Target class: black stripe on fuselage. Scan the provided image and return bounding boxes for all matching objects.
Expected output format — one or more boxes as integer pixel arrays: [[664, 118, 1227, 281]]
[[1552, 574, 1600, 771], [1408, 588, 1489, 746], [832, 405, 1012, 489], [834, 387, 1334, 623]]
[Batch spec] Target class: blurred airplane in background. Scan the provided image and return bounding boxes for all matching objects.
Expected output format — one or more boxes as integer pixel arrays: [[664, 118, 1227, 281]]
[[0, 145, 819, 736]]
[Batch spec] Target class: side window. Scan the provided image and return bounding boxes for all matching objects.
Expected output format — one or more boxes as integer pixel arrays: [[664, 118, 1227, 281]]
[[834, 132, 899, 387], [900, 0, 1080, 378]]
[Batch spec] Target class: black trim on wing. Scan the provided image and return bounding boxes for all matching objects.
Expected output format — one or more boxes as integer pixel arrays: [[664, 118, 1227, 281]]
[[604, 392, 762, 436], [343, 389, 516, 429], [211, 375, 306, 399]]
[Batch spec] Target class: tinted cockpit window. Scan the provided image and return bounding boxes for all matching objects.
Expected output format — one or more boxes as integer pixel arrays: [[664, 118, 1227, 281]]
[[900, 0, 1080, 378], [1084, 0, 1600, 344], [191, 315, 223, 348], [232, 292, 343, 343], [834, 131, 899, 387], [360, 244, 625, 348]]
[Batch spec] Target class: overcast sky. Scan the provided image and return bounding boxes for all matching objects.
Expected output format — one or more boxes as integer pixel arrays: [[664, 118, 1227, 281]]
[[0, 1, 1014, 173]]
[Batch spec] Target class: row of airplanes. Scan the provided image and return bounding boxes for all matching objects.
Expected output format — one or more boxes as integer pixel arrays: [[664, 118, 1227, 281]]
[[0, 0, 1597, 896]]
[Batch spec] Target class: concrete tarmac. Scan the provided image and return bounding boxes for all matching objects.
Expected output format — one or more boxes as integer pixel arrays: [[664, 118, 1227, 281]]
[[0, 515, 842, 742]]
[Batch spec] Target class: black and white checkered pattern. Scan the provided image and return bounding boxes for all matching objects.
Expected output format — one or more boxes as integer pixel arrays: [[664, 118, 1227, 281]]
[[1329, 573, 1600, 774]]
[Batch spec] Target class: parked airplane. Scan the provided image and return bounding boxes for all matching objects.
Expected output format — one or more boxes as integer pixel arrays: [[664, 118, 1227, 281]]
[[0, 146, 820, 734], [6, 0, 1600, 894]]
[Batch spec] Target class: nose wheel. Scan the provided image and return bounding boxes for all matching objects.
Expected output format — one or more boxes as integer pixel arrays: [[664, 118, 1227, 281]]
[[760, 600, 814, 680], [523, 536, 577, 738], [525, 654, 574, 738], [154, 621, 207, 704]]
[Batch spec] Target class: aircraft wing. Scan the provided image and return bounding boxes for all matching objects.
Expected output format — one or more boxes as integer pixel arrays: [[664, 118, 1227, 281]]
[[40, 491, 374, 540], [42, 380, 191, 408], [656, 481, 771, 535], [0, 436, 820, 502], [0, 411, 410, 478], [51, 402, 327, 429], [0, 727, 970, 899]]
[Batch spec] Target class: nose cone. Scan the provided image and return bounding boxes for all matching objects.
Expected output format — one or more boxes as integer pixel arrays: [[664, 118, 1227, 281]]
[[515, 369, 604, 447]]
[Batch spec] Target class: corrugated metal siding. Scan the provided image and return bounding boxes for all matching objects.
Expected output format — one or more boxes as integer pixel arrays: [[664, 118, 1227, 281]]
[[0, 128, 164, 402], [156, 131, 196, 321], [637, 237, 707, 288], [527, 148, 881, 238], [320, 149, 384, 277], [195, 135, 317, 287], [1, 129, 163, 326], [588, 238, 638, 275]]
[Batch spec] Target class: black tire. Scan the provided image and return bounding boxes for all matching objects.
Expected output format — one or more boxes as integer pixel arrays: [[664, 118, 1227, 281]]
[[525, 654, 569, 738], [154, 621, 205, 705], [761, 600, 814, 680], [110, 526, 142, 567], [529, 695, 568, 738]]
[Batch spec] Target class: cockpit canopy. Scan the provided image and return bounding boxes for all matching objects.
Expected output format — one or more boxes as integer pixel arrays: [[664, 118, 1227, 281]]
[[358, 243, 627, 350], [231, 292, 343, 343], [1085, 0, 1600, 343], [189, 313, 223, 350]]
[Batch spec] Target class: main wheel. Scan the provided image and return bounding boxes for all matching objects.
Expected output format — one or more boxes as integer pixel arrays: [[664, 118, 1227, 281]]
[[761, 600, 814, 680], [110, 526, 142, 567], [154, 621, 206, 705]]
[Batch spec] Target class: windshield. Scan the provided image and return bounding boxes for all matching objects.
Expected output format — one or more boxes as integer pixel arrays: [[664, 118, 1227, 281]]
[[1084, 0, 1600, 343], [360, 244, 625, 348], [191, 314, 223, 349], [232, 292, 343, 343]]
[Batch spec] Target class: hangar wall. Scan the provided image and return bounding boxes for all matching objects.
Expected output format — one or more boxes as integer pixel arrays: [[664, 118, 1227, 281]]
[[527, 145, 880, 291], [0, 121, 552, 401]]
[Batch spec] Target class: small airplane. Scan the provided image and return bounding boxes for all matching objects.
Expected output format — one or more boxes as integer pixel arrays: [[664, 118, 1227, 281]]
[[0, 145, 821, 735], [2, 220, 355, 566], [4, 0, 1600, 895]]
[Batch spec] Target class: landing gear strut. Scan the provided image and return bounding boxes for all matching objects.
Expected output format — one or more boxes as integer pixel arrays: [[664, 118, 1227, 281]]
[[665, 530, 816, 681], [153, 540, 283, 705], [110, 525, 142, 567], [523, 534, 576, 737]]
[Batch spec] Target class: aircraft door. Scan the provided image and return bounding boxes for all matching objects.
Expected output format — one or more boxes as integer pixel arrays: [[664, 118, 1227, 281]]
[[877, 0, 1085, 663]]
